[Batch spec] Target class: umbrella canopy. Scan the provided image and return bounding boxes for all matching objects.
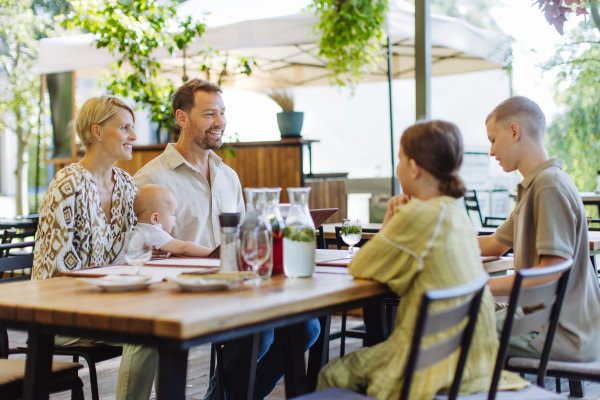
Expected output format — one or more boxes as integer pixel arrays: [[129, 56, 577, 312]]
[[37, 1, 510, 88]]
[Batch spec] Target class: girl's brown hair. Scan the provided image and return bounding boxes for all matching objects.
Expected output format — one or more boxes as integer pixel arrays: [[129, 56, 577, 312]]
[[400, 120, 466, 199]]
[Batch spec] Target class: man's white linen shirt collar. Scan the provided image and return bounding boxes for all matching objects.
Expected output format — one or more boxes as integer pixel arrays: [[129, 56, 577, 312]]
[[134, 144, 245, 250]]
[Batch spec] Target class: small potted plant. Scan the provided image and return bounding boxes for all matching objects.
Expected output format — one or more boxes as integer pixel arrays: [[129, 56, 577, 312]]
[[266, 89, 304, 138]]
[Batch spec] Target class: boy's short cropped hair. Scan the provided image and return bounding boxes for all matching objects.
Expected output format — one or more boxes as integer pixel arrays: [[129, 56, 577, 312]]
[[485, 96, 546, 139], [171, 78, 222, 117]]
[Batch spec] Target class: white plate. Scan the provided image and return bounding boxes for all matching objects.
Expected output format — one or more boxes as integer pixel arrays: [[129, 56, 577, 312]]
[[78, 275, 159, 292], [167, 277, 232, 292]]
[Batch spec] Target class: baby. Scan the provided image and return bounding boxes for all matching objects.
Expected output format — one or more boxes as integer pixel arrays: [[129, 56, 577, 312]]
[[113, 184, 211, 264]]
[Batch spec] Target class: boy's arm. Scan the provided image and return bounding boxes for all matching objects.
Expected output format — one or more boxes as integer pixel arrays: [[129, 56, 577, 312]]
[[488, 255, 566, 296], [478, 235, 511, 257], [160, 240, 212, 257]]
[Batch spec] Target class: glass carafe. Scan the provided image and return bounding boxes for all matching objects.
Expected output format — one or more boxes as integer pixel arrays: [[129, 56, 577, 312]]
[[239, 188, 273, 279], [266, 188, 285, 275], [283, 187, 316, 278]]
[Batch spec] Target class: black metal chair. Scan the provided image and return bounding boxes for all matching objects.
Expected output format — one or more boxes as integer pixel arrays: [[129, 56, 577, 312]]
[[431, 260, 572, 399], [463, 190, 507, 228], [316, 225, 327, 250], [0, 241, 123, 400], [332, 228, 382, 357], [295, 271, 490, 400], [0, 241, 34, 282], [0, 326, 85, 400], [503, 262, 600, 398]]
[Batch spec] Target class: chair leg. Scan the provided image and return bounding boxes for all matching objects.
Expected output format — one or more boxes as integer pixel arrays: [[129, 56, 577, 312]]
[[569, 379, 585, 398], [80, 353, 100, 400], [555, 377, 561, 393], [340, 311, 347, 357], [71, 377, 85, 400], [215, 344, 226, 400], [210, 344, 216, 379]]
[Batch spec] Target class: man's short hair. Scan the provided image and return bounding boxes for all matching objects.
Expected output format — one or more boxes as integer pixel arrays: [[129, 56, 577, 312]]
[[486, 96, 546, 139], [171, 78, 222, 116]]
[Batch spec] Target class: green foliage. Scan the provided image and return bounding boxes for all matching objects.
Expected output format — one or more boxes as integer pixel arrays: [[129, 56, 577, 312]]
[[544, 19, 600, 191], [284, 227, 316, 242], [307, 0, 388, 87], [341, 225, 361, 235], [0, 0, 45, 215], [62, 0, 207, 131]]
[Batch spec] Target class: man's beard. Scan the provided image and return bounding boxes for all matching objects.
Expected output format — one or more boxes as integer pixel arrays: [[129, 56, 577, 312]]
[[191, 120, 223, 150]]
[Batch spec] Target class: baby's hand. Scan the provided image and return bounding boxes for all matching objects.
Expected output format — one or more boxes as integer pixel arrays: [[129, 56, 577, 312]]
[[152, 248, 171, 259]]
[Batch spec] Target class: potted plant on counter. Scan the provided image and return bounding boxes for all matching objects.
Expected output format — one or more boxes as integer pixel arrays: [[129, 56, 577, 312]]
[[266, 89, 304, 138]]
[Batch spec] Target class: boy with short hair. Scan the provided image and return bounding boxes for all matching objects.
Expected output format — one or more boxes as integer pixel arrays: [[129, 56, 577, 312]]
[[479, 96, 600, 362]]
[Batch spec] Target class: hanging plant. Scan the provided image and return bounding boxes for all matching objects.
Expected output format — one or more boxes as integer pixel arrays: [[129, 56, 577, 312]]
[[308, 0, 388, 88]]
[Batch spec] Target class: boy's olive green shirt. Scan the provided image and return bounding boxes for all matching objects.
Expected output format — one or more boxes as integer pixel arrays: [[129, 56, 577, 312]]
[[494, 158, 600, 362]]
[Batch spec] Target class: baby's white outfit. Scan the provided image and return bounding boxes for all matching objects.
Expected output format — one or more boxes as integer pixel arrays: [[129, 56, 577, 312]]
[[112, 223, 174, 265]]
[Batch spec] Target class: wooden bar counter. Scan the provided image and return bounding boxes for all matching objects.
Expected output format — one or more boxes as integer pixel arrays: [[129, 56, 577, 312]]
[[114, 139, 348, 221]]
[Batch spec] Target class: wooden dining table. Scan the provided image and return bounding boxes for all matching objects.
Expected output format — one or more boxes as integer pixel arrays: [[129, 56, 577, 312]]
[[0, 271, 392, 400]]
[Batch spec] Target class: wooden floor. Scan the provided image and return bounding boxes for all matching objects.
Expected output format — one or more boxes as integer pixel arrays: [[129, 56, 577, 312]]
[[6, 316, 600, 399]]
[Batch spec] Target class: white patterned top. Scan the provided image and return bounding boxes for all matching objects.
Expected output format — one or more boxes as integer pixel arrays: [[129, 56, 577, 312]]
[[32, 163, 137, 279]]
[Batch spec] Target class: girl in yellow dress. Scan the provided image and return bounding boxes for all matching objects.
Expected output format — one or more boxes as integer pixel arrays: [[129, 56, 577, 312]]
[[317, 120, 527, 399]]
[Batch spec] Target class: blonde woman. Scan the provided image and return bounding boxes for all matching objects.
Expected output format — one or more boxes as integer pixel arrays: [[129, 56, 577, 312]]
[[33, 96, 157, 400]]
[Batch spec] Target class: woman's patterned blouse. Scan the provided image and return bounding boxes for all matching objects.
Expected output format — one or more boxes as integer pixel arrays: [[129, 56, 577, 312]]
[[32, 163, 137, 279]]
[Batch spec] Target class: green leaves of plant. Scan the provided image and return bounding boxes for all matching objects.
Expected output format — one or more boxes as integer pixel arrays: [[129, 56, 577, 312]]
[[284, 227, 316, 242], [307, 0, 388, 89], [341, 225, 361, 235]]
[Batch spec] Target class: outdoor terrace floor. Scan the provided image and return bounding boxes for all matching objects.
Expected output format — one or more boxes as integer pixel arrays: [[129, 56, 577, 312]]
[[6, 316, 600, 399]]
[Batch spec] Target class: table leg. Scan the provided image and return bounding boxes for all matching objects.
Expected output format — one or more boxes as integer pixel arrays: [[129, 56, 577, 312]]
[[23, 331, 54, 400], [363, 303, 389, 347], [280, 322, 310, 398], [233, 333, 259, 400], [157, 348, 188, 400], [307, 315, 332, 391]]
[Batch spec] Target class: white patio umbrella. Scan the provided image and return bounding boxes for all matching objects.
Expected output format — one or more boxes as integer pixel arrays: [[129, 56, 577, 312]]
[[37, 0, 510, 193], [38, 1, 510, 86]]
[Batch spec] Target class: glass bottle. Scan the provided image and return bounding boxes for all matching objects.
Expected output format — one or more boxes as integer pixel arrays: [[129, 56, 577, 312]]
[[219, 213, 240, 272], [239, 188, 273, 279], [265, 188, 285, 275], [283, 187, 316, 278]]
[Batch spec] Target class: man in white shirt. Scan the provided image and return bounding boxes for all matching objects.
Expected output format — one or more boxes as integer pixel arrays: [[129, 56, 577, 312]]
[[134, 79, 320, 399]]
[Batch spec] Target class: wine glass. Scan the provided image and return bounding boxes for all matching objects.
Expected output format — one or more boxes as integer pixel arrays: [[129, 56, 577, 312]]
[[341, 219, 362, 258], [124, 230, 152, 275], [240, 229, 271, 286]]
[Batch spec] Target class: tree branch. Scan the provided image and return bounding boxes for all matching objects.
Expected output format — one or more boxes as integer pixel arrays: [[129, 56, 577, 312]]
[[590, 1, 600, 33]]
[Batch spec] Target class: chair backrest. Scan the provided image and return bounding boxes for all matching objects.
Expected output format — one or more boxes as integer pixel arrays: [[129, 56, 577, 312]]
[[334, 227, 379, 250], [463, 190, 484, 227], [316, 225, 326, 249], [400, 271, 490, 400], [488, 259, 573, 400], [0, 241, 35, 282], [589, 218, 600, 232]]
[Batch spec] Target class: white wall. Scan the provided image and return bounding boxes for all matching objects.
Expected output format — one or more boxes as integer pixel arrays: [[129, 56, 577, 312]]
[[222, 69, 511, 179], [0, 127, 17, 196]]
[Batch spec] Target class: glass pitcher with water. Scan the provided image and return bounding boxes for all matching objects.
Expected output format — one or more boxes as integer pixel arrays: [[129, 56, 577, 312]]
[[283, 187, 315, 278]]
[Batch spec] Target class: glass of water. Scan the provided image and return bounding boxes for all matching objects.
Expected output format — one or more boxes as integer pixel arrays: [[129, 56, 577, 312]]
[[341, 219, 362, 258], [124, 230, 152, 275]]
